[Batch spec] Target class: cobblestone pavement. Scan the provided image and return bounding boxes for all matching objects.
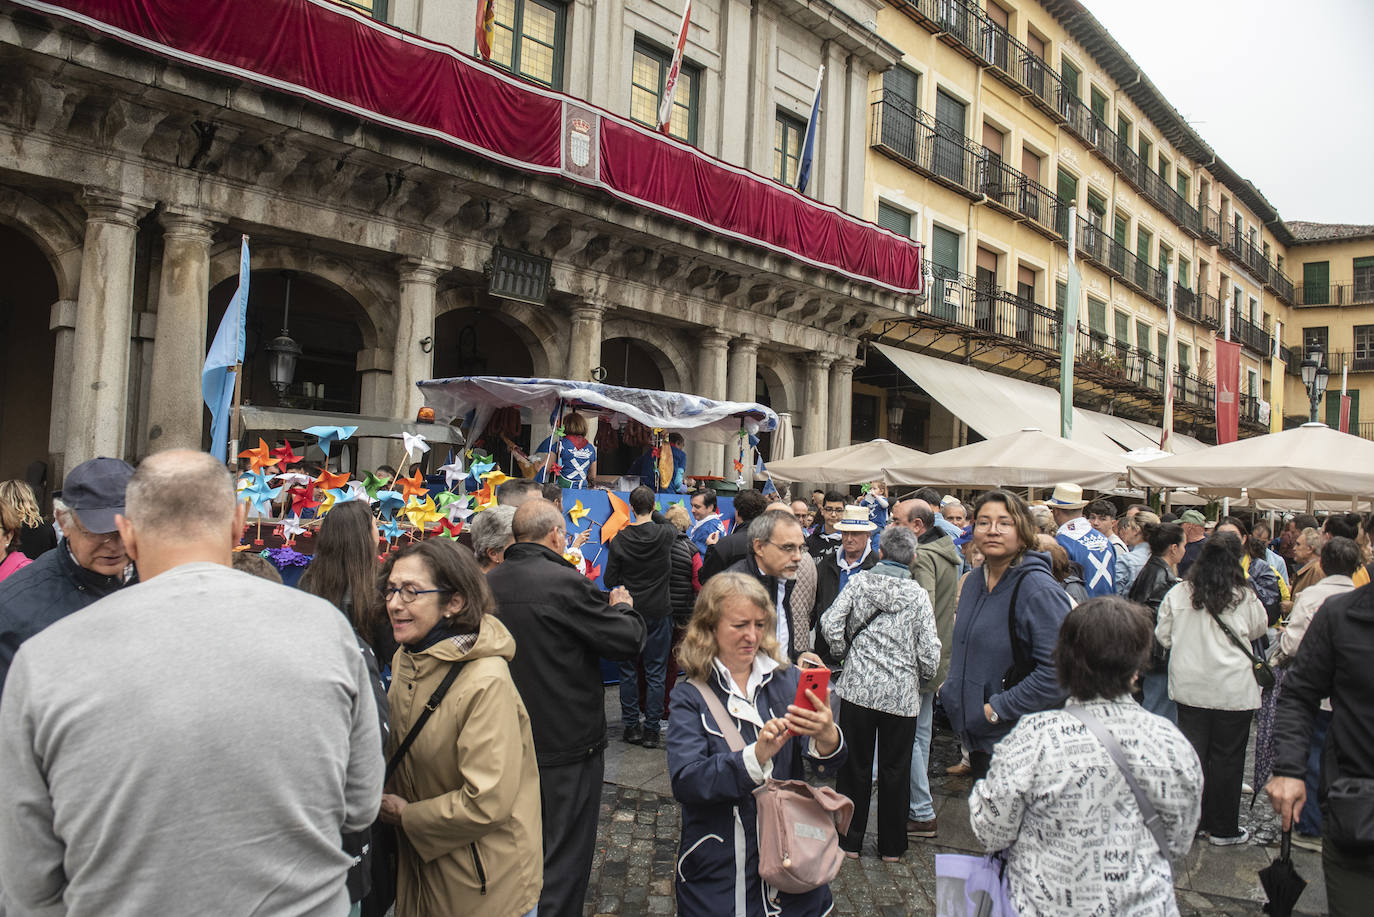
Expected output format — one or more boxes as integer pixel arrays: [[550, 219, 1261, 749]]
[[587, 689, 1328, 915]]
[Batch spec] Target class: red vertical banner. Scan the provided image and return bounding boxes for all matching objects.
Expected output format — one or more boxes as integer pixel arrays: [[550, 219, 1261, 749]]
[[1340, 394, 1352, 433], [1215, 339, 1241, 444]]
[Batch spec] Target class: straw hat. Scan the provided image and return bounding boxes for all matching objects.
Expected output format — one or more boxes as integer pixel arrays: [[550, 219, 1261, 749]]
[[834, 504, 877, 532], [1045, 482, 1088, 510]]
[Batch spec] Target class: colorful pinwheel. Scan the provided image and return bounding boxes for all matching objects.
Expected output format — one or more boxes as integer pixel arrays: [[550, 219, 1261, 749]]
[[238, 438, 279, 473], [303, 425, 358, 457]]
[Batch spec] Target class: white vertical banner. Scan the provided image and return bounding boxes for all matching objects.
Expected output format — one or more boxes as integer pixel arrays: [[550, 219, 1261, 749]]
[[1059, 205, 1079, 440], [657, 0, 692, 134], [1161, 263, 1177, 451]]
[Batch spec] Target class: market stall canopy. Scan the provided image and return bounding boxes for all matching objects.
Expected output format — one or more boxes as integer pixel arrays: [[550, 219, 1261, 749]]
[[890, 427, 1127, 491], [417, 376, 778, 444], [764, 439, 929, 485], [874, 344, 1209, 455], [1129, 423, 1374, 503]]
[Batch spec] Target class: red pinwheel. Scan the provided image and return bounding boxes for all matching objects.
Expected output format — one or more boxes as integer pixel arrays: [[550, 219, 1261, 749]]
[[437, 518, 464, 539], [288, 484, 321, 516], [584, 563, 602, 582], [272, 441, 303, 466]]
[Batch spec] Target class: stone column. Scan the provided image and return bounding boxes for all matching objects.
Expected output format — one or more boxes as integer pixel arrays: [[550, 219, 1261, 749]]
[[66, 191, 148, 469], [146, 211, 214, 453], [48, 299, 78, 480], [693, 330, 731, 477], [357, 348, 393, 470], [800, 352, 833, 460], [566, 303, 605, 382], [826, 357, 858, 449], [727, 336, 761, 484], [391, 259, 443, 421]]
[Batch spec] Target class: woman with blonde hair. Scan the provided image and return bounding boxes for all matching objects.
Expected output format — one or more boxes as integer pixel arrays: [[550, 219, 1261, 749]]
[[0, 483, 36, 582], [0, 479, 54, 562], [668, 572, 845, 915]]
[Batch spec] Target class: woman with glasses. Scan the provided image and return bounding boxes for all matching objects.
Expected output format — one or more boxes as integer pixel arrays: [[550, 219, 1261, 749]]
[[939, 490, 1073, 780], [378, 540, 543, 917]]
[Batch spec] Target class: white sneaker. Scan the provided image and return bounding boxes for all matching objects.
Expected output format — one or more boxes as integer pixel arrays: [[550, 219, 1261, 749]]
[[1208, 828, 1250, 847]]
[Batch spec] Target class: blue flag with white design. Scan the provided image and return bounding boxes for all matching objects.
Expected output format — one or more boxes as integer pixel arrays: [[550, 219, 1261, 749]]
[[203, 236, 250, 461], [795, 65, 824, 194]]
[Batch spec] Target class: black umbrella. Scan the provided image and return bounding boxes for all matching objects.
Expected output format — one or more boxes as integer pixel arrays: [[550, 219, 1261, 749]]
[[1259, 830, 1308, 917]]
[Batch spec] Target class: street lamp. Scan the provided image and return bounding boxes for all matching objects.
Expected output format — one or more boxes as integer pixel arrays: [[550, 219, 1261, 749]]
[[265, 270, 302, 402], [886, 397, 905, 432], [1302, 348, 1329, 423]]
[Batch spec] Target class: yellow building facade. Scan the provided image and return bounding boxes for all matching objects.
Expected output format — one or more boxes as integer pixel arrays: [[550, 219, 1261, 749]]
[[860, 0, 1373, 449]]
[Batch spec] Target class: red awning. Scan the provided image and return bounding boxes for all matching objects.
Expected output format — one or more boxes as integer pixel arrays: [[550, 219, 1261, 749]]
[[22, 0, 924, 294]]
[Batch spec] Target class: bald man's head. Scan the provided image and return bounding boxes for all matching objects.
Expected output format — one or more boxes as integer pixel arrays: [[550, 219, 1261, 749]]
[[125, 449, 237, 538], [512, 498, 564, 544]]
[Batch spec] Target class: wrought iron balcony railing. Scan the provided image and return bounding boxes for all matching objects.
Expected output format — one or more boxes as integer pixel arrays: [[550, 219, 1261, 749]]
[[1294, 282, 1374, 307]]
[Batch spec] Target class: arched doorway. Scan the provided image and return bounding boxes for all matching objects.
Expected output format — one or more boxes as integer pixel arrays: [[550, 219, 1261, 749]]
[[433, 308, 536, 379], [0, 224, 57, 481], [206, 270, 365, 415], [597, 337, 667, 473]]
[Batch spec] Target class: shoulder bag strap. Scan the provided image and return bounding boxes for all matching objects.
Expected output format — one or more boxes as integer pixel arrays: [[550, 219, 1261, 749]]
[[688, 678, 747, 753], [1213, 613, 1262, 666], [844, 603, 887, 650], [1064, 705, 1169, 860], [1004, 574, 1027, 670], [386, 661, 466, 781]]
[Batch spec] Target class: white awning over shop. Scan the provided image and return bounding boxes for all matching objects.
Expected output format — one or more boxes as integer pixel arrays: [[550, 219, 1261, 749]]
[[874, 343, 1208, 455]]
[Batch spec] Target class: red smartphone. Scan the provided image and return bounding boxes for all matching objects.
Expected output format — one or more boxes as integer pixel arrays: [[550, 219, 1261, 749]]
[[792, 667, 830, 712]]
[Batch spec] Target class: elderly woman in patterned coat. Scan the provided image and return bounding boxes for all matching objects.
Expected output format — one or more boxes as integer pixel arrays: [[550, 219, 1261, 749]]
[[820, 525, 940, 862], [970, 596, 1202, 916]]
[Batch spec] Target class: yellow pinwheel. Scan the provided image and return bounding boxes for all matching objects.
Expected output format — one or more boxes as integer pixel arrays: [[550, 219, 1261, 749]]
[[568, 499, 591, 527], [404, 496, 443, 530]]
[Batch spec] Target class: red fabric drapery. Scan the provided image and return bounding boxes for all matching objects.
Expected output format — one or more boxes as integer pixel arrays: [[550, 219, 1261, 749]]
[[1215, 339, 1241, 444], [24, 0, 923, 294]]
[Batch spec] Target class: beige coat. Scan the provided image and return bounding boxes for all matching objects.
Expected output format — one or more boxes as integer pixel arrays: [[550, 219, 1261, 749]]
[[388, 615, 542, 917]]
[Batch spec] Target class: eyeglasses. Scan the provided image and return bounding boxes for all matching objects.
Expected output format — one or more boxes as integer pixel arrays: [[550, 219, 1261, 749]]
[[380, 584, 448, 604], [767, 541, 806, 555], [973, 519, 1017, 533], [64, 516, 121, 543]]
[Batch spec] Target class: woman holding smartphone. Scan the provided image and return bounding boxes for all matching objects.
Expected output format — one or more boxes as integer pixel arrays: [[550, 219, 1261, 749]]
[[667, 573, 846, 916]]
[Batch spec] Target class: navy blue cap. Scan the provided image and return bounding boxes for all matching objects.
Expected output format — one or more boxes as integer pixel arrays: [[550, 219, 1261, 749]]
[[55, 457, 135, 533]]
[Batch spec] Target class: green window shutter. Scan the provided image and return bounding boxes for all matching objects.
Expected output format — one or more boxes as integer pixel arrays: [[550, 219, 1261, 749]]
[[1060, 60, 1080, 98], [1117, 114, 1131, 144], [1176, 173, 1189, 200], [1137, 320, 1151, 353], [1090, 88, 1107, 120], [1158, 330, 1168, 356], [1088, 298, 1107, 337], [1303, 262, 1330, 304], [1354, 257, 1374, 270], [1056, 280, 1067, 313], [1057, 169, 1078, 205], [931, 225, 961, 278], [1138, 137, 1152, 167], [1326, 390, 1360, 428], [1136, 228, 1151, 260], [1114, 310, 1130, 343], [883, 67, 918, 106], [1113, 215, 1129, 246], [876, 202, 911, 236], [1178, 342, 1190, 370], [1178, 257, 1191, 288]]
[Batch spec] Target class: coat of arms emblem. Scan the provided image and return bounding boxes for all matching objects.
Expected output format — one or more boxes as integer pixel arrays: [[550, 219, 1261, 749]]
[[569, 118, 591, 168]]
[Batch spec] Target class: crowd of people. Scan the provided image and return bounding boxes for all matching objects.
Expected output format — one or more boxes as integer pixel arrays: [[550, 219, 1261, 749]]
[[1, 447, 1373, 916]]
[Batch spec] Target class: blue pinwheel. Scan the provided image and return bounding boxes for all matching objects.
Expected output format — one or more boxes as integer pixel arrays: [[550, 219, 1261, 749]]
[[303, 425, 358, 457], [375, 489, 406, 519]]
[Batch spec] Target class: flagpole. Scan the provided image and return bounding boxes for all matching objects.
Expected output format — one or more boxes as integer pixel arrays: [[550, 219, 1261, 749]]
[[228, 364, 244, 468], [795, 64, 825, 194], [657, 0, 692, 135], [1161, 263, 1176, 451], [1059, 204, 1079, 440]]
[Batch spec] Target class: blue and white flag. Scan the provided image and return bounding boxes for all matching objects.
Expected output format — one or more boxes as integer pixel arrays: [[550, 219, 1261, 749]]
[[754, 454, 767, 475], [795, 65, 824, 195], [203, 236, 250, 461]]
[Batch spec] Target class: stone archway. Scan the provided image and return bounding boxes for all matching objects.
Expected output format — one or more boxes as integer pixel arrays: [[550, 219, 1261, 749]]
[[206, 269, 368, 415], [0, 187, 85, 302], [0, 223, 59, 482], [598, 320, 689, 393], [433, 292, 561, 379]]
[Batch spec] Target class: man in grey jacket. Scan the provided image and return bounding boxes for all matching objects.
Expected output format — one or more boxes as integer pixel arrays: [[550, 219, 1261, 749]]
[[0, 450, 382, 917], [895, 498, 960, 837]]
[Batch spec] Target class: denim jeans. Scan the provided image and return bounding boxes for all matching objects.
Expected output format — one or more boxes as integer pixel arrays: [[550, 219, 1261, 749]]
[[619, 615, 672, 732], [908, 689, 936, 821], [1298, 708, 1331, 837], [1140, 670, 1177, 724]]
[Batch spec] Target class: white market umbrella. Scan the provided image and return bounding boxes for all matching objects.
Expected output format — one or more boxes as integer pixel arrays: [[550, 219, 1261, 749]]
[[891, 427, 1127, 492], [771, 412, 795, 462], [765, 438, 929, 486], [1129, 423, 1374, 509]]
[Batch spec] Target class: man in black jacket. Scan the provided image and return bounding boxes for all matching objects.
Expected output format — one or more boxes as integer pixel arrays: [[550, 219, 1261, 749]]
[[604, 486, 676, 748], [699, 488, 767, 584], [726, 511, 809, 659], [811, 505, 878, 667], [0, 457, 135, 696], [1268, 582, 1374, 913], [487, 499, 645, 917]]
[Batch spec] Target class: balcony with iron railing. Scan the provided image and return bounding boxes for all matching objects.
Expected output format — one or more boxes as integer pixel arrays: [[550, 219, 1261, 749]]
[[1294, 282, 1374, 307], [920, 269, 1063, 353], [1174, 284, 1200, 323], [1268, 270, 1296, 305], [1139, 167, 1201, 237], [1229, 309, 1272, 356], [967, 17, 1063, 118], [1201, 206, 1221, 244], [1199, 292, 1221, 328], [1074, 327, 1215, 410], [870, 92, 1063, 238]]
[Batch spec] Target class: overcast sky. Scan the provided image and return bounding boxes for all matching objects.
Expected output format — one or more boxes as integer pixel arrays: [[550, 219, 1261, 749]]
[[1085, 0, 1374, 225]]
